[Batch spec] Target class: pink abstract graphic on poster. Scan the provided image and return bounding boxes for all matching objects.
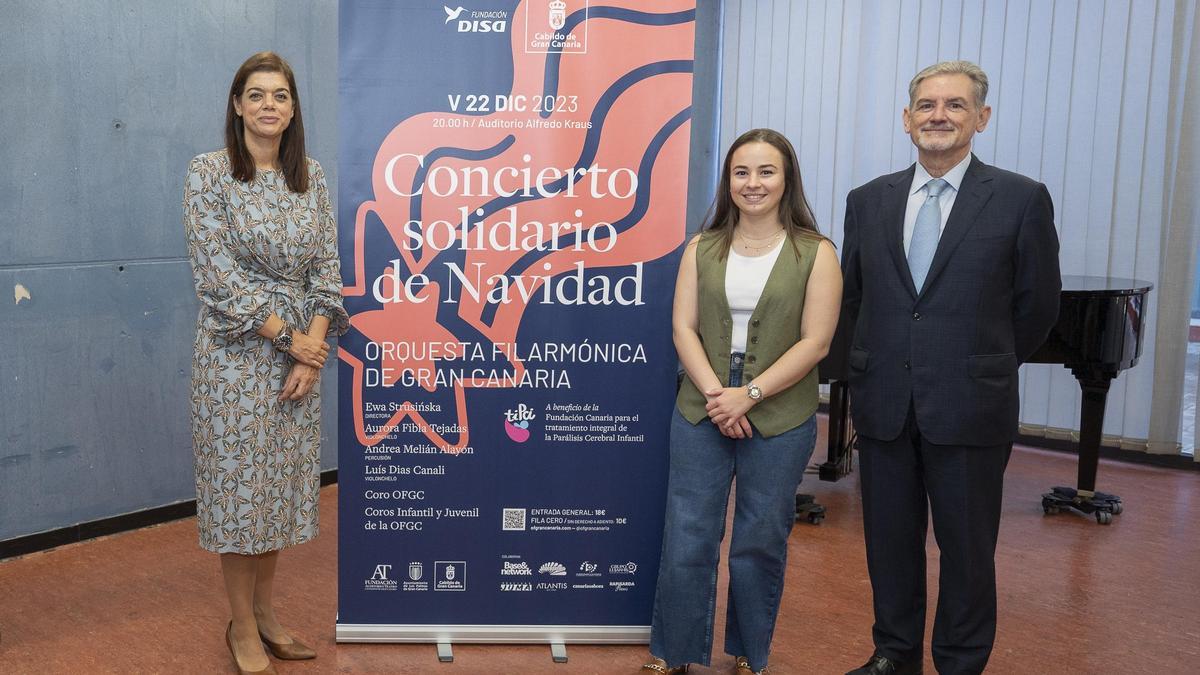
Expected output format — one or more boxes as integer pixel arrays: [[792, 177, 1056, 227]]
[[341, 0, 696, 453]]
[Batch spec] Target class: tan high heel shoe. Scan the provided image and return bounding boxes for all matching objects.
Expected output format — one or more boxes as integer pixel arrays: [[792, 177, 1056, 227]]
[[259, 628, 317, 660], [225, 621, 277, 675]]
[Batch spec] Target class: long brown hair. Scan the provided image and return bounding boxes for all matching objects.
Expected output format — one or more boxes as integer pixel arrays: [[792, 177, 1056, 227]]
[[224, 51, 309, 193], [702, 128, 823, 258]]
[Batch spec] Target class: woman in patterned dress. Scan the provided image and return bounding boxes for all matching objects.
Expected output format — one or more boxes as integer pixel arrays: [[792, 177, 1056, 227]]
[[184, 52, 348, 675]]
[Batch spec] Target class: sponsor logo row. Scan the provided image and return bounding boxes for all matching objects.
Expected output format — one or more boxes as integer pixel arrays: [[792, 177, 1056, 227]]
[[366, 558, 638, 592], [500, 580, 632, 592], [501, 559, 636, 576], [443, 2, 590, 54], [366, 561, 465, 592], [498, 557, 638, 592]]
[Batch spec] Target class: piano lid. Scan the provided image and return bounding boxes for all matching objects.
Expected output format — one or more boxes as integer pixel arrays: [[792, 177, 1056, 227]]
[[1027, 275, 1154, 372], [1060, 275, 1154, 296]]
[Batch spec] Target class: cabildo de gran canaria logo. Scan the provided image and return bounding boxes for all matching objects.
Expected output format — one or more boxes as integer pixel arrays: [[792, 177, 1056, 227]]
[[444, 5, 509, 33], [503, 403, 536, 442]]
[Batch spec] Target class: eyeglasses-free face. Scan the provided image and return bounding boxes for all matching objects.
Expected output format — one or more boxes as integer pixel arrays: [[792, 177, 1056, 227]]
[[729, 141, 786, 221], [233, 70, 295, 147], [903, 72, 991, 163]]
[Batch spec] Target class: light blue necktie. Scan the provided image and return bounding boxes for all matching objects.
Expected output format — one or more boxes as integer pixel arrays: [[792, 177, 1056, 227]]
[[907, 178, 949, 292]]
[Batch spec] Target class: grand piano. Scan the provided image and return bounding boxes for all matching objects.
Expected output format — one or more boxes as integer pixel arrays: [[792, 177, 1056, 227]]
[[1027, 276, 1153, 523], [809, 275, 1153, 526]]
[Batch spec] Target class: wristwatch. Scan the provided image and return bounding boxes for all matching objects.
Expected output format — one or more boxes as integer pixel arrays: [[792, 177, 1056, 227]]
[[746, 382, 763, 401], [271, 324, 294, 353]]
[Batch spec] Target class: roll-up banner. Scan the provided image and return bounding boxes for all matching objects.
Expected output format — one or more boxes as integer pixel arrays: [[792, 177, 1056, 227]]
[[336, 0, 697, 643]]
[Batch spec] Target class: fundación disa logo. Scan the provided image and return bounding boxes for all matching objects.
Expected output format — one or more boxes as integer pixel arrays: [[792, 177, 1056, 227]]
[[444, 4, 509, 32]]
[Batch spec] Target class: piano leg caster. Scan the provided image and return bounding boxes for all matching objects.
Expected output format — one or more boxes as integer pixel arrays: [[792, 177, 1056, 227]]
[[795, 494, 825, 525], [1041, 486, 1122, 525]]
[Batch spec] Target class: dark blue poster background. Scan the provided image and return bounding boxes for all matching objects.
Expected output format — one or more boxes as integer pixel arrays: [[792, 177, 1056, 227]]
[[336, 0, 697, 639]]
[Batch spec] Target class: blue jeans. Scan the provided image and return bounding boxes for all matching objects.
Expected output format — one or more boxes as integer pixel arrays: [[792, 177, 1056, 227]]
[[650, 355, 817, 672]]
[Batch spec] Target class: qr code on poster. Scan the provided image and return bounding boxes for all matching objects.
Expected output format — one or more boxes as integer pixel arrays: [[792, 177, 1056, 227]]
[[502, 508, 526, 531]]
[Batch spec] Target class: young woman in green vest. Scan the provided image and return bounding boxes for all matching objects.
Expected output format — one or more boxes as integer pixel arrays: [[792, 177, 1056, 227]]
[[642, 128, 842, 675]]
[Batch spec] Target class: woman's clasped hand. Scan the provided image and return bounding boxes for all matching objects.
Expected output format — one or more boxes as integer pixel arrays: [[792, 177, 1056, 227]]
[[703, 386, 756, 438], [286, 330, 330, 369]]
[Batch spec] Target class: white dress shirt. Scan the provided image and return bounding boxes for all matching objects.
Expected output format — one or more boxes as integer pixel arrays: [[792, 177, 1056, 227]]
[[902, 153, 973, 256]]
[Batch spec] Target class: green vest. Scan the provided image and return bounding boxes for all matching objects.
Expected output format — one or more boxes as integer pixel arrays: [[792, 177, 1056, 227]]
[[676, 231, 820, 437]]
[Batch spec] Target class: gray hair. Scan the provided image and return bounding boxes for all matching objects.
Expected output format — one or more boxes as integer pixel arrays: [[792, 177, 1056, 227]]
[[908, 60, 989, 108]]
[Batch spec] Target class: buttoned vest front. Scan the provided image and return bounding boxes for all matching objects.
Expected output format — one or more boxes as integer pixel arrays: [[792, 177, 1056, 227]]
[[676, 231, 821, 437]]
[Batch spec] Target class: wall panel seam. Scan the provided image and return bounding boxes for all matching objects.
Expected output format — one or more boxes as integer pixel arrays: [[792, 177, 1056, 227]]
[[0, 256, 190, 272]]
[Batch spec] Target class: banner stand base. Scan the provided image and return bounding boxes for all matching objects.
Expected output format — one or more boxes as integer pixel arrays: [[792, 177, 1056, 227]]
[[335, 624, 651, 644]]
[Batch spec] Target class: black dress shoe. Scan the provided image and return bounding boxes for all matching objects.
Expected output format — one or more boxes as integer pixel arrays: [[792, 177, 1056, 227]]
[[845, 653, 922, 675]]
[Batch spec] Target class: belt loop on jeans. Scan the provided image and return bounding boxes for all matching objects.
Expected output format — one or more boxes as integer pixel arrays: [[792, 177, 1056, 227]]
[[729, 351, 745, 387]]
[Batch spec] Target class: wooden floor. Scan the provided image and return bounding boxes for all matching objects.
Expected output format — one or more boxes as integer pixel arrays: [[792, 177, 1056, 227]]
[[2, 416, 1198, 674]]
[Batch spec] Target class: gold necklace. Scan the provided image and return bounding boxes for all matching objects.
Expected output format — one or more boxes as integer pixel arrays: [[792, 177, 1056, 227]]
[[737, 228, 784, 251]]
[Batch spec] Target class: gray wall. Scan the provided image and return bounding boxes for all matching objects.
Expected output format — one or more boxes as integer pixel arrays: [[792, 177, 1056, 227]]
[[0, 0, 339, 542], [686, 0, 723, 232], [0, 1, 722, 543]]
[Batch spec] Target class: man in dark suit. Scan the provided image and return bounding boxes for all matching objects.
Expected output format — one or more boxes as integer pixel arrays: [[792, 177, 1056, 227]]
[[841, 61, 1061, 675]]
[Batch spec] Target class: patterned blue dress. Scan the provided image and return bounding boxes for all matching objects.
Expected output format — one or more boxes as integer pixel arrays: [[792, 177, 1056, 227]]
[[184, 150, 349, 554]]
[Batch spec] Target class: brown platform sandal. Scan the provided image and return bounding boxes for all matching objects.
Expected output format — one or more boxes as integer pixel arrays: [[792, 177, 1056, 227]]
[[641, 657, 689, 673], [735, 656, 769, 674]]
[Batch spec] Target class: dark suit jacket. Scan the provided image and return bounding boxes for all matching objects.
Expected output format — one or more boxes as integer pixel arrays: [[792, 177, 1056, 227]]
[[840, 155, 1061, 446]]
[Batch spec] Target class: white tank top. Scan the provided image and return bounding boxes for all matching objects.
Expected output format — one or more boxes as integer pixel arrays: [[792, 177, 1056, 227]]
[[725, 238, 784, 353]]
